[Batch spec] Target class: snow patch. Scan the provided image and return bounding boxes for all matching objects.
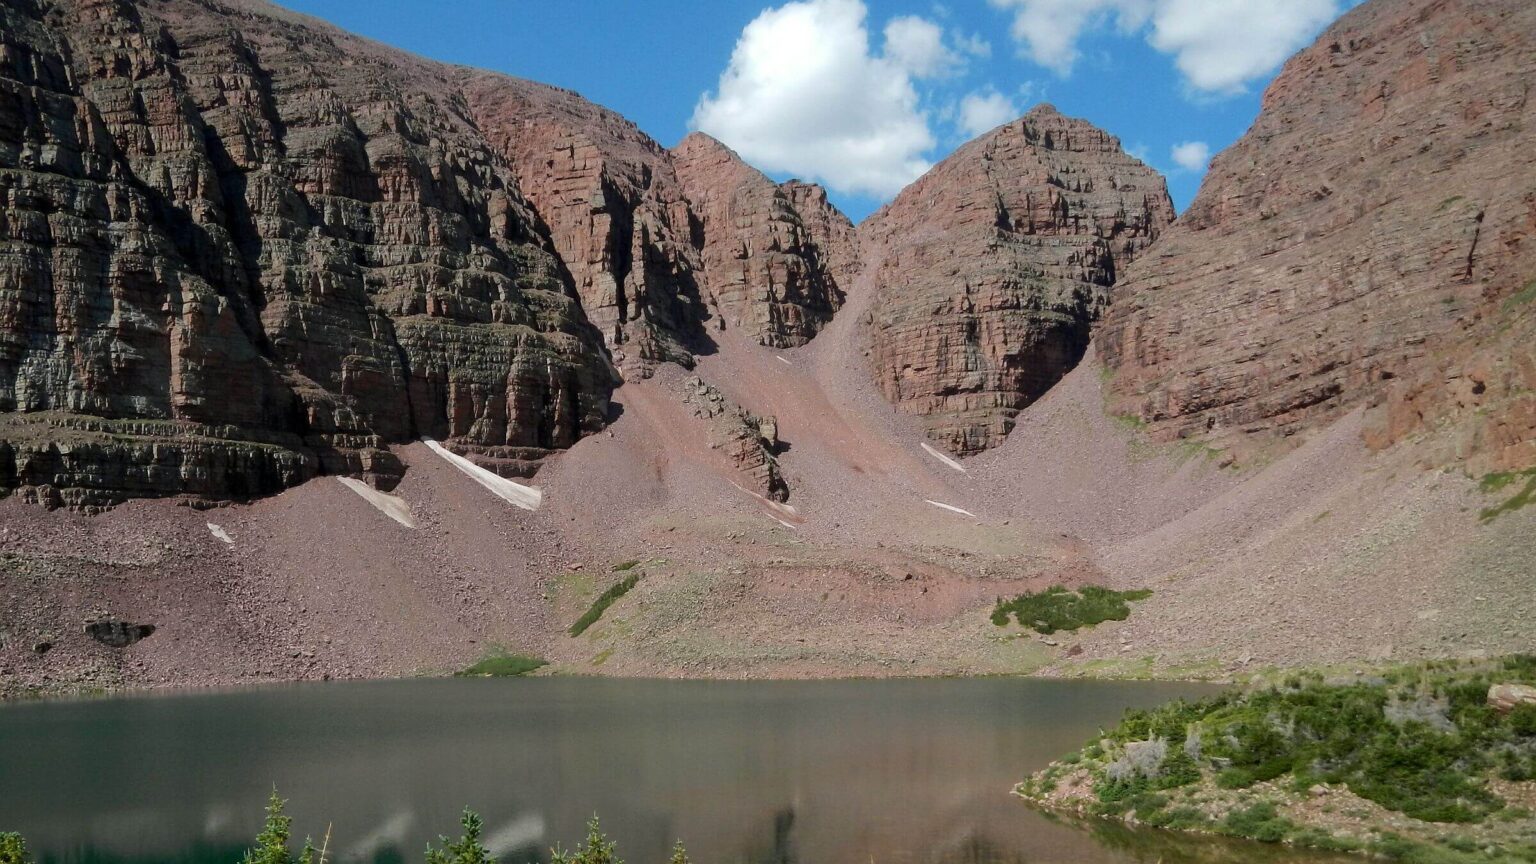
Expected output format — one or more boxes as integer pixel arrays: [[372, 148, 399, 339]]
[[923, 499, 978, 518], [206, 523, 234, 545], [422, 438, 542, 511], [338, 477, 416, 528], [921, 442, 967, 473]]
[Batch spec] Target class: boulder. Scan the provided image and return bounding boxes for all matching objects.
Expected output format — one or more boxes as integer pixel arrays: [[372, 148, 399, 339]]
[[1487, 683, 1536, 714]]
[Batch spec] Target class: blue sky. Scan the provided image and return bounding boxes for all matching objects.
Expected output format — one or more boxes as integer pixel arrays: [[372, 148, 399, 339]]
[[274, 0, 1357, 222]]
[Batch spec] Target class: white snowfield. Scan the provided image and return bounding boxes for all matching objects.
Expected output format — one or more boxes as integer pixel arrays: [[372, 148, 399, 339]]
[[206, 523, 234, 545], [924, 499, 978, 518], [422, 438, 542, 511], [921, 442, 967, 473], [337, 477, 416, 528]]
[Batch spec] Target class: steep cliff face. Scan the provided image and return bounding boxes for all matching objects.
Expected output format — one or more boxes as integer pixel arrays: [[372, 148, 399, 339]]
[[0, 0, 615, 508], [1099, 0, 1536, 467], [863, 106, 1173, 455], [459, 74, 709, 372], [671, 132, 851, 348]]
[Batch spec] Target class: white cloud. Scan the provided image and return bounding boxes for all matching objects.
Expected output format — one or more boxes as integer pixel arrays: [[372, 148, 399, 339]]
[[1147, 0, 1339, 93], [953, 31, 993, 59], [692, 0, 937, 199], [884, 16, 960, 78], [1170, 140, 1210, 172], [989, 0, 1342, 94], [957, 89, 1019, 139]]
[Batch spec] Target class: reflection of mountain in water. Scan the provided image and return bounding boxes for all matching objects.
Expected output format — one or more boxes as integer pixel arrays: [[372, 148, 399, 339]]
[[930, 834, 1034, 864], [732, 807, 798, 864]]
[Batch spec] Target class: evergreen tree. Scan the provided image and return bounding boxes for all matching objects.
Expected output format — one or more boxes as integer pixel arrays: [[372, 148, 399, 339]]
[[549, 815, 621, 864], [424, 809, 496, 864], [667, 840, 689, 864], [243, 790, 319, 864]]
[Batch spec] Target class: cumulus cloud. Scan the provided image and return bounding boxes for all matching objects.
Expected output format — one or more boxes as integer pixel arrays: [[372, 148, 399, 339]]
[[957, 89, 1019, 138], [989, 0, 1342, 94], [692, 0, 937, 198], [883, 16, 959, 78], [1146, 0, 1340, 93], [1170, 140, 1210, 172]]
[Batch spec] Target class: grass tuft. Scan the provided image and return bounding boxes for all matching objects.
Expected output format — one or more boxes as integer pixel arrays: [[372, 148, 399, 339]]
[[569, 573, 641, 637], [1479, 468, 1536, 522], [458, 652, 547, 677]]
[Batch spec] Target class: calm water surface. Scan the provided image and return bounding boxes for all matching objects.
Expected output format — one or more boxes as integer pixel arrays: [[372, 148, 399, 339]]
[[0, 677, 1355, 864]]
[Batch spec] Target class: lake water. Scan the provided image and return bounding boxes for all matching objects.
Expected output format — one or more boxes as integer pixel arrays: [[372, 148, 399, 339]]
[[0, 677, 1356, 864]]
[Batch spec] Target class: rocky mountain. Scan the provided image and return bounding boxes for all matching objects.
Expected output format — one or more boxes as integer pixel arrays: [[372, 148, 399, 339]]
[[1099, 0, 1536, 470], [672, 132, 851, 348], [0, 0, 863, 509], [862, 106, 1174, 454], [2, 0, 1535, 696], [0, 0, 618, 508]]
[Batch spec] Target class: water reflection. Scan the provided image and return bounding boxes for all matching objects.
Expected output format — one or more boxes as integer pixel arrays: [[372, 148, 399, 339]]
[[0, 677, 1345, 864]]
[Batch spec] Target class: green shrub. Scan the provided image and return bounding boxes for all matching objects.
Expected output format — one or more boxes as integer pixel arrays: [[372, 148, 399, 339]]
[[426, 810, 496, 864], [1076, 659, 1536, 827], [0, 833, 30, 864], [1151, 748, 1201, 790], [992, 585, 1152, 634], [1221, 801, 1292, 843], [570, 573, 641, 637], [458, 653, 547, 678]]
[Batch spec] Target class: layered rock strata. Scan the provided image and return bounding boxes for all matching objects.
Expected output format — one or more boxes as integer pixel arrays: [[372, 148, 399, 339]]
[[863, 106, 1173, 454], [1099, 0, 1536, 469], [672, 132, 851, 347], [460, 74, 710, 371], [0, 0, 618, 507]]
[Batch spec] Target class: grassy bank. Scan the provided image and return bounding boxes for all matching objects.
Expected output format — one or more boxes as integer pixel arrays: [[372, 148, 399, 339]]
[[1018, 657, 1536, 862]]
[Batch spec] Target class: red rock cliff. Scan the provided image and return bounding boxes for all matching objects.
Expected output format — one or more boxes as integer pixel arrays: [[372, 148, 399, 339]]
[[0, 0, 616, 507], [863, 105, 1173, 454], [1099, 0, 1536, 469]]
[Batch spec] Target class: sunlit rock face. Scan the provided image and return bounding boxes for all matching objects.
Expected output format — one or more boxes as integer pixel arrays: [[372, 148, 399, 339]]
[[0, 0, 615, 507], [1099, 0, 1536, 470], [863, 105, 1174, 455]]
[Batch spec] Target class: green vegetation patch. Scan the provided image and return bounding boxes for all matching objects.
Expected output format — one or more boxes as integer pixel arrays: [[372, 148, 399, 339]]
[[1479, 468, 1536, 522], [1, 832, 30, 864], [1064, 657, 1536, 820], [1020, 658, 1536, 862], [991, 585, 1152, 634], [1502, 278, 1536, 313], [569, 572, 641, 637], [458, 652, 547, 677]]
